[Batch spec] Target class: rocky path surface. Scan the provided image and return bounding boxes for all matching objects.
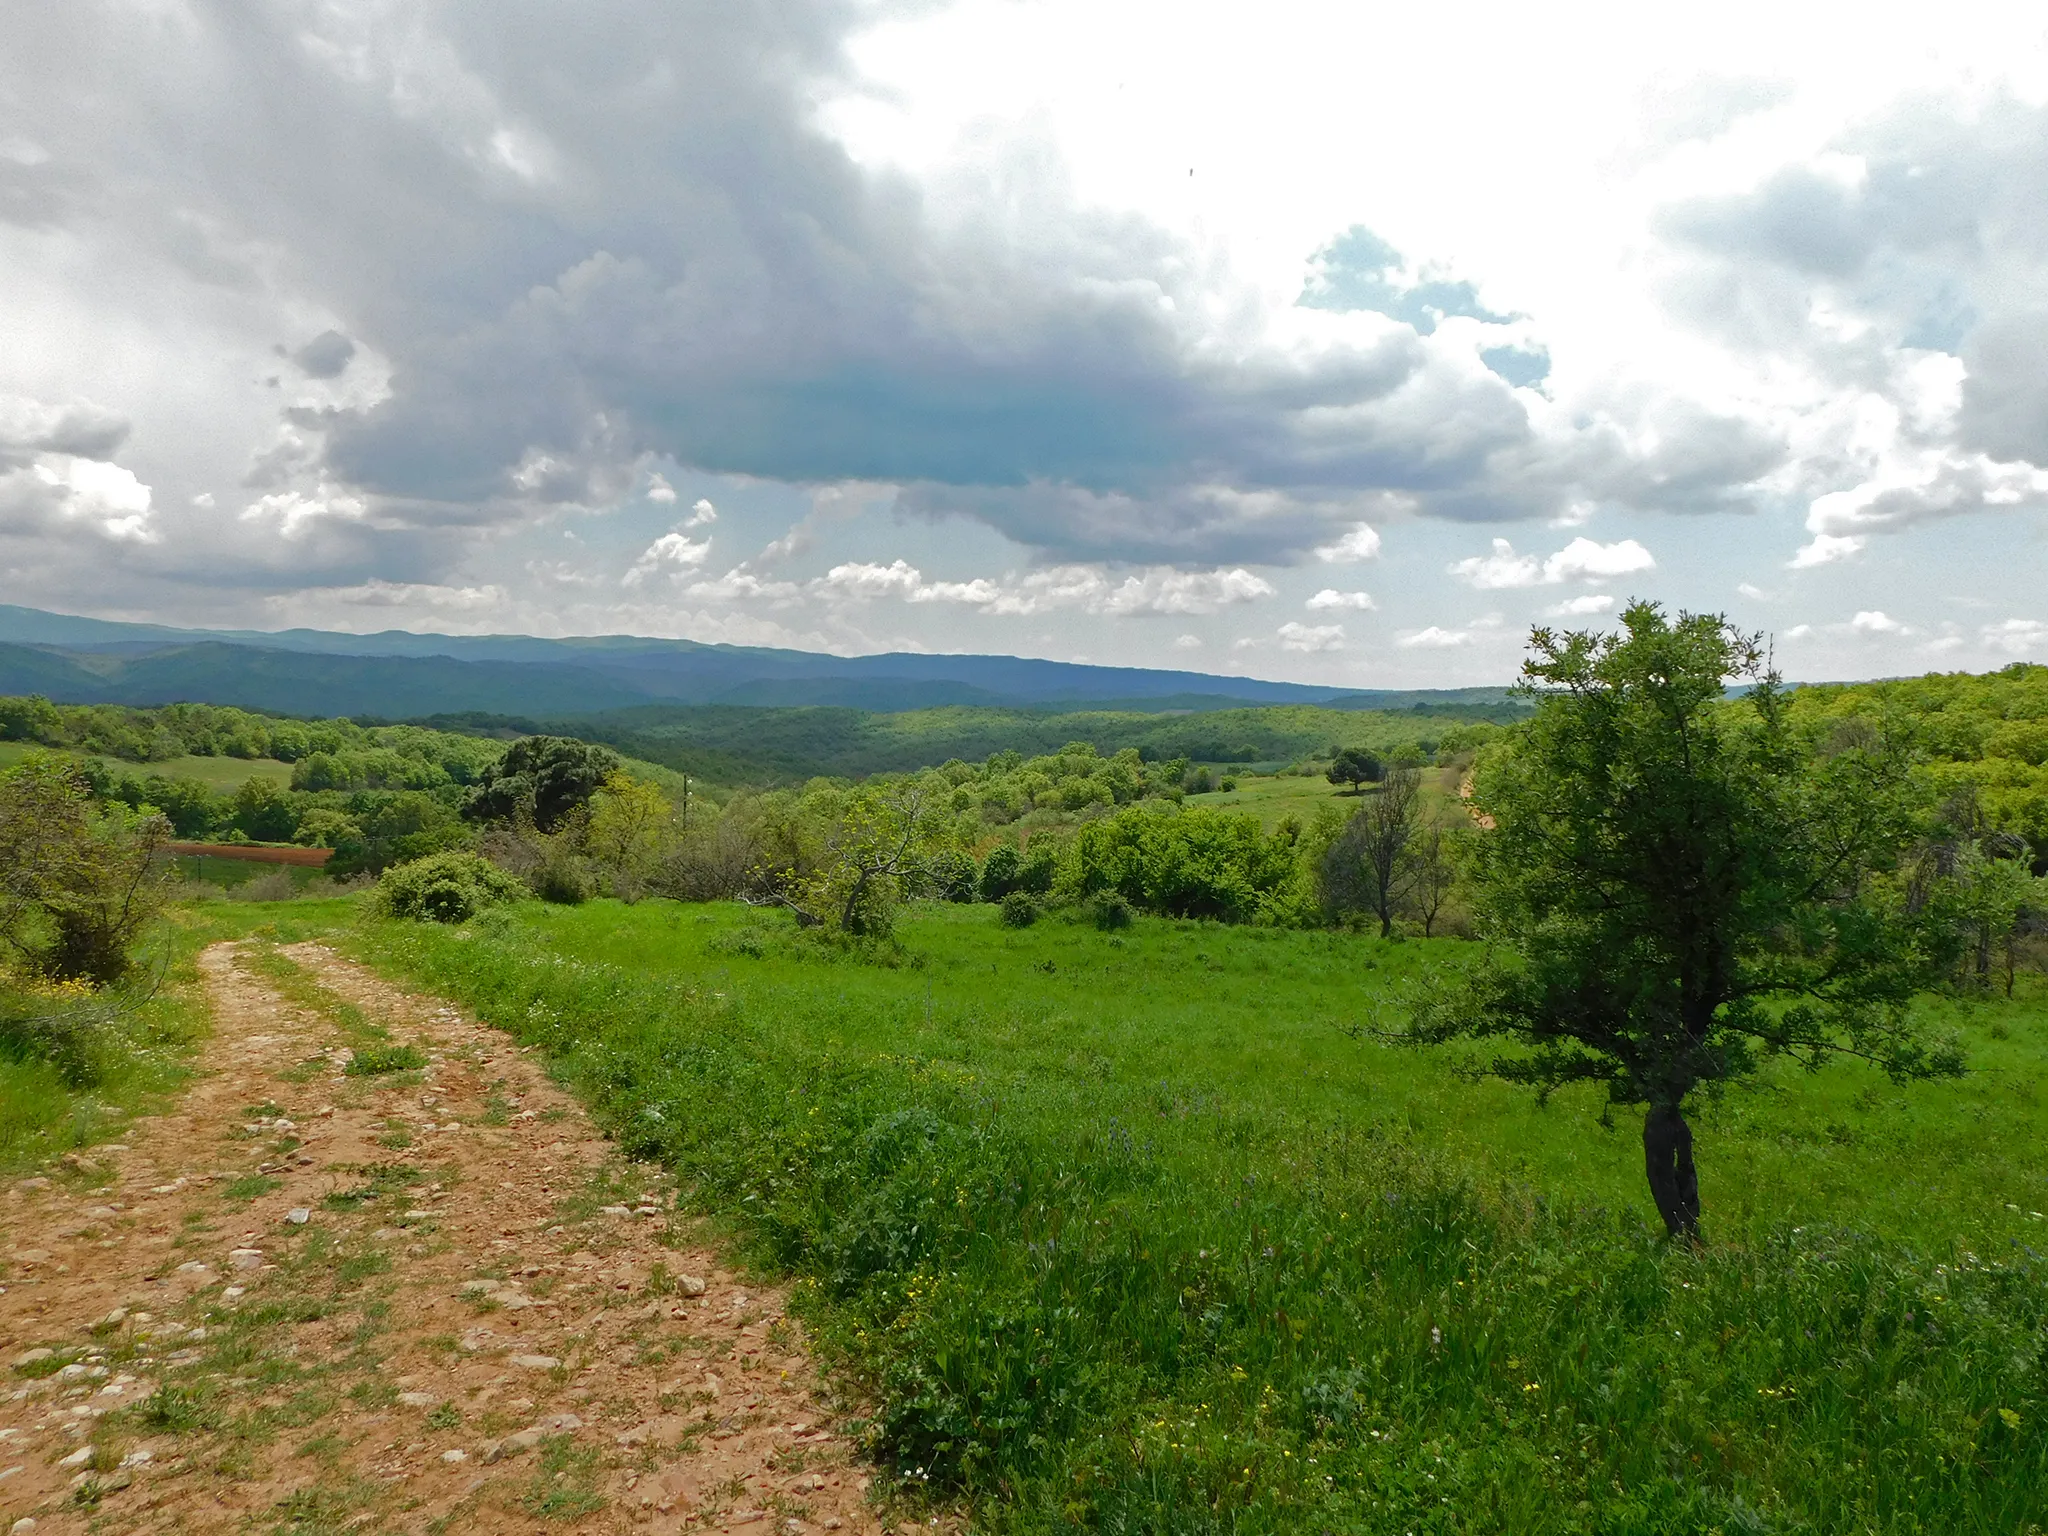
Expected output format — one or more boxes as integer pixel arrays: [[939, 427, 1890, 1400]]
[[0, 941, 886, 1536]]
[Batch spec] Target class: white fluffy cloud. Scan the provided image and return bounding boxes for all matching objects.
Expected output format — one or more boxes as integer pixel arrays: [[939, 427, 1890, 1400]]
[[1546, 593, 1616, 617], [1449, 536, 1654, 589], [1399, 625, 1474, 649], [1306, 588, 1374, 611], [622, 526, 714, 587], [771, 559, 1276, 618], [1313, 524, 1383, 563], [1983, 618, 2048, 655]]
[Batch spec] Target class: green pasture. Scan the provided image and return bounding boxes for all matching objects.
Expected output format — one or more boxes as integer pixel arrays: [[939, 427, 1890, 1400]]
[[1193, 766, 1468, 831], [234, 893, 2048, 1535], [0, 739, 294, 791]]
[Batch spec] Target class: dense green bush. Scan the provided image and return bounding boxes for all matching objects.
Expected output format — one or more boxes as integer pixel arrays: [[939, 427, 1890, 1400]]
[[375, 851, 526, 923], [1087, 889, 1133, 930], [998, 891, 1038, 927], [1067, 803, 1297, 921]]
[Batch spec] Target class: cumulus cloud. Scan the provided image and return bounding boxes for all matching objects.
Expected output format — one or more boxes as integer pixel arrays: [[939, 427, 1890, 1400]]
[[0, 1, 1818, 608], [1306, 588, 1374, 611], [1662, 94, 2048, 559], [1313, 523, 1383, 563], [1851, 609, 1905, 634], [622, 525, 714, 587], [1789, 533, 1863, 568], [0, 393, 156, 543], [1399, 625, 1474, 648], [1278, 621, 1345, 652], [1449, 536, 1654, 589], [1982, 618, 2048, 654], [1546, 593, 1616, 617]]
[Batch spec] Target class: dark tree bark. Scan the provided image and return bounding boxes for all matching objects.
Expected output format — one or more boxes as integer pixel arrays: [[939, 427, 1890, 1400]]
[[1643, 1104, 1700, 1241]]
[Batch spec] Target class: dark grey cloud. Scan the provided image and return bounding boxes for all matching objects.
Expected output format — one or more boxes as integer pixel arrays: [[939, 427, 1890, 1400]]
[[0, 0, 1796, 598], [292, 330, 356, 379]]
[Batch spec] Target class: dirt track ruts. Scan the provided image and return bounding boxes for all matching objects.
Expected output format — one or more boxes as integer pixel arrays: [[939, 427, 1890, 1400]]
[[0, 940, 891, 1536]]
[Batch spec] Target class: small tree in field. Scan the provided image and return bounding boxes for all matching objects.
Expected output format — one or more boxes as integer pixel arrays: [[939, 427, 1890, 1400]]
[[1326, 746, 1384, 794], [1402, 603, 1959, 1240]]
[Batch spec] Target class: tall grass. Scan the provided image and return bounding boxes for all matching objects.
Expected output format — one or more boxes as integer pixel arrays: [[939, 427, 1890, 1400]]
[[0, 921, 208, 1171], [343, 900, 2048, 1534]]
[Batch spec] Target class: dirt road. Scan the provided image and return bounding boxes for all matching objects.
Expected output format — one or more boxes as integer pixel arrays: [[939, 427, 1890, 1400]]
[[0, 941, 886, 1536]]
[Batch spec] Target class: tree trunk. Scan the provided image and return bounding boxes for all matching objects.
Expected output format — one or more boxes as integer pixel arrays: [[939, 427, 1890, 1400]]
[[1642, 1104, 1700, 1241]]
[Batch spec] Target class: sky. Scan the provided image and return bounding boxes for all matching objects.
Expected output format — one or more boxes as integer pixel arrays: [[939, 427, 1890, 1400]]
[[4, 1, 2048, 688]]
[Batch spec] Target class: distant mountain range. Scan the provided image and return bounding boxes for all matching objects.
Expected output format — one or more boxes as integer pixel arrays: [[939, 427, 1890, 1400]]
[[0, 604, 1521, 719]]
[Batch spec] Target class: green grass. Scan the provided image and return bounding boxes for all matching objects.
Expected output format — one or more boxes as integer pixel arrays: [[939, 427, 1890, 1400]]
[[309, 895, 2048, 1534], [0, 739, 295, 790], [344, 1042, 427, 1076], [0, 916, 212, 1174]]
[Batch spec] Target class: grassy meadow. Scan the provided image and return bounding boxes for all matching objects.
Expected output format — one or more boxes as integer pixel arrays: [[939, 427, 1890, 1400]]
[[0, 739, 295, 791], [198, 893, 2048, 1534]]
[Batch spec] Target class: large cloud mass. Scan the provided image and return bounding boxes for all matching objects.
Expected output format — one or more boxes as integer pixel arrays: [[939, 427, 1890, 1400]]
[[0, 3, 2044, 683]]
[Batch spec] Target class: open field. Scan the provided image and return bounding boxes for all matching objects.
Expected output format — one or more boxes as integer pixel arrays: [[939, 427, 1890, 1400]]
[[167, 893, 2048, 1534], [0, 740, 295, 791]]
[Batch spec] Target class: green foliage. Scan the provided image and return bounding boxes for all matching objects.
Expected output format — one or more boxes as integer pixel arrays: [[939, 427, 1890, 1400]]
[[375, 851, 527, 923], [1325, 744, 1384, 791], [997, 890, 1039, 927], [978, 844, 1021, 901], [559, 699, 1530, 785], [1066, 803, 1298, 921], [1788, 663, 2048, 870], [1409, 603, 1962, 1237], [463, 735, 620, 833], [358, 902, 2048, 1536], [922, 848, 979, 903], [344, 1042, 428, 1076], [0, 754, 171, 984], [1086, 889, 1133, 930]]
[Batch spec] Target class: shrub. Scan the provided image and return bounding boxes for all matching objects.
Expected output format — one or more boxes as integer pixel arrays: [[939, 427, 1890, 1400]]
[[376, 852, 526, 923], [998, 891, 1039, 927], [530, 850, 594, 905], [924, 848, 980, 903], [1088, 891, 1133, 930], [979, 844, 1022, 901], [1219, 776, 1238, 792]]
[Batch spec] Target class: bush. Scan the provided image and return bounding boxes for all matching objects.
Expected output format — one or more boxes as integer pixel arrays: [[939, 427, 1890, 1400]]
[[1088, 890, 1134, 930], [530, 850, 594, 905], [1219, 776, 1238, 792], [998, 891, 1039, 927], [979, 844, 1022, 901], [376, 852, 526, 924], [924, 848, 980, 903]]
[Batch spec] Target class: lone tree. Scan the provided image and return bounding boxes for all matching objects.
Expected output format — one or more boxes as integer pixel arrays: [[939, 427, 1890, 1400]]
[[1403, 603, 1960, 1240], [1326, 746, 1385, 793], [1322, 761, 1421, 937]]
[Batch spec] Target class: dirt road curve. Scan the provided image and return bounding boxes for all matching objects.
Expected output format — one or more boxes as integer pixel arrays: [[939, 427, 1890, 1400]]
[[0, 942, 887, 1536]]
